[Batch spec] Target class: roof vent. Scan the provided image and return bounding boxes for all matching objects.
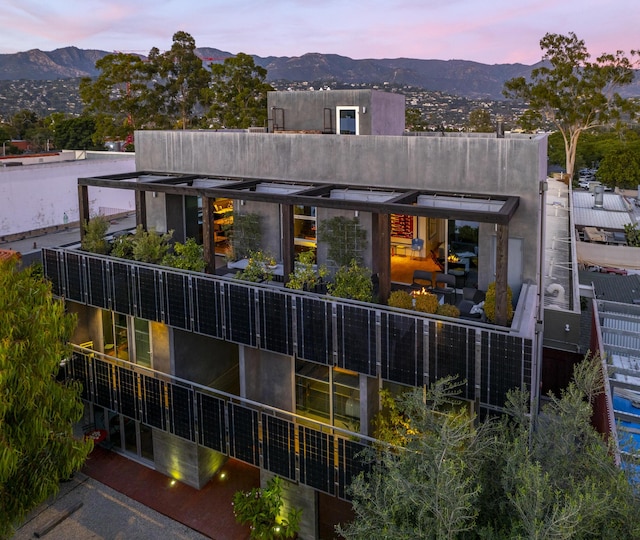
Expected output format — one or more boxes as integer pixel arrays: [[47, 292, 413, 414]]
[[593, 185, 604, 209]]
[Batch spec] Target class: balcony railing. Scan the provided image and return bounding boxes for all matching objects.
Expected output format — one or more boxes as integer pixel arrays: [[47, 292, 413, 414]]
[[44, 247, 534, 412], [66, 346, 371, 500]]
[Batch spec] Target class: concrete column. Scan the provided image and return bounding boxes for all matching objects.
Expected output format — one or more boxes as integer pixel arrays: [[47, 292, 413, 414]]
[[202, 196, 215, 273], [78, 185, 89, 241], [495, 224, 509, 326], [371, 212, 391, 302], [281, 204, 294, 281]]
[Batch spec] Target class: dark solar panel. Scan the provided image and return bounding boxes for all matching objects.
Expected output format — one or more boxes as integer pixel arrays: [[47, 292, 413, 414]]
[[224, 284, 256, 346], [87, 257, 108, 308], [262, 414, 296, 480], [93, 358, 113, 409], [337, 438, 369, 501], [381, 313, 421, 386], [117, 367, 138, 420], [70, 352, 90, 400], [299, 426, 335, 494], [296, 297, 332, 364], [228, 403, 259, 466], [64, 252, 83, 302], [165, 272, 191, 330], [169, 383, 194, 441], [197, 392, 226, 452], [136, 267, 159, 321], [481, 332, 526, 408], [428, 322, 474, 398], [43, 249, 61, 296], [111, 261, 133, 315], [142, 375, 165, 429], [259, 290, 293, 355], [337, 305, 376, 375], [193, 277, 223, 338]]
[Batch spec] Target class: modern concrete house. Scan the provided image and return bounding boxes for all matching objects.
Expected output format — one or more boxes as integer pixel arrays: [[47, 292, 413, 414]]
[[43, 91, 550, 537]]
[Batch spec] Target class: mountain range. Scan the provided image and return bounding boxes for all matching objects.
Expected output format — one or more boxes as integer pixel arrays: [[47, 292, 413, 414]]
[[1, 46, 638, 100]]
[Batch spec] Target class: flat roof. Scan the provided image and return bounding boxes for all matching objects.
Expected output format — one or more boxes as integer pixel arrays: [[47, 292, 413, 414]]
[[79, 171, 520, 225]]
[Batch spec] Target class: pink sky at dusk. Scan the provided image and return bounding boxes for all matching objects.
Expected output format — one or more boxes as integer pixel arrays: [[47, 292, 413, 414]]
[[1, 0, 637, 65]]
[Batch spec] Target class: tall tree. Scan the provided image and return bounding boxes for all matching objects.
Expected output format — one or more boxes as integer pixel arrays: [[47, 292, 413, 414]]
[[0, 259, 93, 539], [53, 116, 101, 150], [504, 32, 639, 180], [205, 53, 273, 129], [468, 108, 493, 132], [79, 52, 152, 142], [150, 31, 210, 130], [338, 355, 640, 539], [596, 145, 640, 189]]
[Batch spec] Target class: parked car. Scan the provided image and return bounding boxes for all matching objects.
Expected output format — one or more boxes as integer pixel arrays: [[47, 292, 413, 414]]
[[587, 265, 628, 275]]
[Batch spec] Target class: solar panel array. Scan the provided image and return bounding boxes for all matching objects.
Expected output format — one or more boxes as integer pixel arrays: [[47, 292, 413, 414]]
[[46, 248, 532, 411], [68, 351, 369, 500]]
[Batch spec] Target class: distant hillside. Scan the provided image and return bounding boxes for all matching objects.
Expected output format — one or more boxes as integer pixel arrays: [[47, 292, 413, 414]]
[[0, 46, 638, 100]]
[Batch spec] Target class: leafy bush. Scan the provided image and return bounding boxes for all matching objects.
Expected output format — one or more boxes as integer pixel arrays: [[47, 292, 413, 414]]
[[484, 281, 513, 324], [162, 238, 206, 272], [236, 250, 276, 282], [328, 259, 373, 302], [436, 303, 460, 318], [81, 215, 110, 254], [413, 291, 439, 314], [286, 250, 328, 291], [387, 290, 414, 310], [232, 476, 301, 539]]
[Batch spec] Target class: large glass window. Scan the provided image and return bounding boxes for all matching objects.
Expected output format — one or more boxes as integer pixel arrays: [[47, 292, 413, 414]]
[[293, 205, 316, 253], [295, 360, 360, 430]]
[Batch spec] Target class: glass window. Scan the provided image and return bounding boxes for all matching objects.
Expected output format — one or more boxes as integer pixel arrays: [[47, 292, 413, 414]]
[[294, 205, 317, 253], [337, 107, 358, 135], [134, 318, 151, 368]]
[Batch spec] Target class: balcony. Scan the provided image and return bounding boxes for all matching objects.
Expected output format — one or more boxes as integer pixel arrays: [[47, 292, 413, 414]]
[[44, 246, 536, 413]]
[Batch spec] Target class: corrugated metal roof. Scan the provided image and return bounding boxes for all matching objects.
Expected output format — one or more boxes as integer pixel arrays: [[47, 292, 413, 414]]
[[573, 192, 635, 229]]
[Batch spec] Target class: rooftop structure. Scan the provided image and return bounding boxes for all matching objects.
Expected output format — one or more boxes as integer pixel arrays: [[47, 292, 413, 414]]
[[40, 90, 549, 536]]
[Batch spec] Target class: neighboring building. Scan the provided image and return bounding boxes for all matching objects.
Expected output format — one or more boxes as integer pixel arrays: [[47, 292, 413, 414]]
[[42, 91, 548, 537]]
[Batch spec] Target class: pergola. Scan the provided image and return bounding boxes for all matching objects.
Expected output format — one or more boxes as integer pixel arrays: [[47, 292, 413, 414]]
[[78, 172, 520, 325]]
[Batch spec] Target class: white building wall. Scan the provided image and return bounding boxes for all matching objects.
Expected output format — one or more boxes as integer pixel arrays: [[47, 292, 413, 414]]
[[0, 156, 136, 237]]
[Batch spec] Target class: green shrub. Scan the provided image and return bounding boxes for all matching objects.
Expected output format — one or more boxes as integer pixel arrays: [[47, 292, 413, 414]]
[[387, 290, 414, 310], [232, 476, 301, 539], [236, 250, 276, 282], [162, 238, 206, 272], [484, 281, 513, 324], [81, 215, 110, 254], [413, 292, 439, 314], [286, 250, 328, 291], [328, 259, 373, 302], [436, 303, 460, 318]]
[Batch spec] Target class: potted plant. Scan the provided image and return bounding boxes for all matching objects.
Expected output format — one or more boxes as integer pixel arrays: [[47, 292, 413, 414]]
[[484, 281, 513, 324], [232, 476, 302, 539], [286, 250, 328, 292], [236, 250, 276, 282], [328, 259, 373, 302], [81, 215, 110, 254]]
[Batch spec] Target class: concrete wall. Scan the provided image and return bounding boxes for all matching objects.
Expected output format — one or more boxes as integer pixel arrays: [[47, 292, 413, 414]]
[[173, 329, 239, 387], [0, 156, 136, 237], [241, 347, 295, 412], [135, 130, 546, 284], [267, 89, 405, 135]]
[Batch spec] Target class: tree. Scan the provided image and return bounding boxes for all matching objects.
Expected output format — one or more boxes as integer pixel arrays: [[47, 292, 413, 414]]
[[338, 355, 640, 539], [9, 109, 38, 140], [0, 259, 93, 539], [504, 32, 639, 180], [205, 53, 273, 129], [53, 116, 101, 150], [150, 31, 210, 130], [405, 107, 428, 131], [596, 144, 640, 189], [80, 52, 153, 141], [468, 108, 493, 132], [338, 378, 492, 539]]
